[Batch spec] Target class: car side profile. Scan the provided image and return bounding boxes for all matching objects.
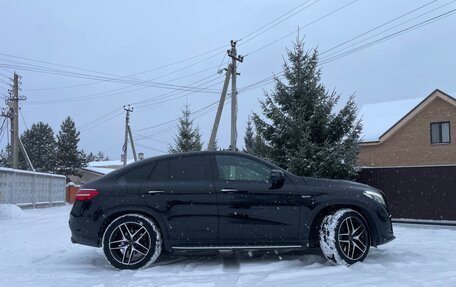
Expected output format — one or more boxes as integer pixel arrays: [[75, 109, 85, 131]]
[[69, 151, 395, 270]]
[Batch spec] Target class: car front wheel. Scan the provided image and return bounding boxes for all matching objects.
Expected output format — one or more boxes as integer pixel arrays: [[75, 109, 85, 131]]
[[319, 208, 370, 265], [102, 214, 162, 270]]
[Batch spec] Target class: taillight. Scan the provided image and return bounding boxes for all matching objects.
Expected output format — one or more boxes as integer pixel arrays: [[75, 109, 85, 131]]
[[75, 189, 99, 201]]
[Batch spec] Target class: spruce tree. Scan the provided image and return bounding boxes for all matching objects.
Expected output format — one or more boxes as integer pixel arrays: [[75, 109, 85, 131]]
[[169, 104, 203, 153], [96, 151, 108, 161], [20, 122, 57, 173], [243, 117, 254, 153], [56, 116, 84, 176], [0, 145, 11, 168], [84, 152, 97, 163], [252, 40, 362, 179]]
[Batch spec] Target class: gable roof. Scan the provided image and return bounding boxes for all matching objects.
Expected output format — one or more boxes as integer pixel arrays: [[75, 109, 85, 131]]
[[359, 89, 456, 145], [82, 166, 116, 175]]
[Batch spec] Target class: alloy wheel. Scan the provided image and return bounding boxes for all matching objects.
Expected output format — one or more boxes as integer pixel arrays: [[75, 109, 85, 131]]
[[108, 221, 152, 266], [337, 216, 369, 261]]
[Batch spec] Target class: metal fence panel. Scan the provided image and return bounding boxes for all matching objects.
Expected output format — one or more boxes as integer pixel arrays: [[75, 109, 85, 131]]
[[0, 167, 66, 206], [357, 165, 456, 221]]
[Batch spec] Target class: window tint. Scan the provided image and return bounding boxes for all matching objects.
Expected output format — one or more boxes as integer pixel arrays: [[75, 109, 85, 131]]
[[149, 160, 169, 181], [431, 122, 450, 144], [119, 164, 153, 182], [215, 155, 271, 182], [170, 155, 211, 181]]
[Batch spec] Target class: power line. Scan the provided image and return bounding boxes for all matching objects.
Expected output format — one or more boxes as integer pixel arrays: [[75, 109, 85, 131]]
[[0, 1, 333, 95], [79, 110, 125, 133], [135, 143, 167, 154], [19, 109, 28, 131], [133, 75, 225, 109], [0, 72, 11, 79], [0, 117, 7, 144], [244, 0, 359, 57], [320, 0, 456, 61], [34, 72, 225, 136], [319, 0, 438, 56], [0, 58, 220, 91], [239, 0, 319, 45], [238, 3, 456, 94], [320, 7, 456, 64], [0, 48, 227, 94], [77, 107, 123, 130]]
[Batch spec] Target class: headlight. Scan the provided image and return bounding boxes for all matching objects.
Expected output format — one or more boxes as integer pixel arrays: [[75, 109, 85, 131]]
[[363, 190, 386, 206]]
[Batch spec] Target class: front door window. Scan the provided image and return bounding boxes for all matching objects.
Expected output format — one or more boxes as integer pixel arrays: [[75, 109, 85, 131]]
[[215, 155, 271, 182]]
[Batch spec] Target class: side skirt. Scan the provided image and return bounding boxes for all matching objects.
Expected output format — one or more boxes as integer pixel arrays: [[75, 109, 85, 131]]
[[171, 245, 303, 250]]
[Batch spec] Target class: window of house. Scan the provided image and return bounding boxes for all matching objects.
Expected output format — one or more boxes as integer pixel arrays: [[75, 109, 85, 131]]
[[430, 122, 450, 144]]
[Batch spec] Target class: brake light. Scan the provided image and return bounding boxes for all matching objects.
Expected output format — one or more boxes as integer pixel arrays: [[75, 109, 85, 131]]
[[75, 189, 99, 201]]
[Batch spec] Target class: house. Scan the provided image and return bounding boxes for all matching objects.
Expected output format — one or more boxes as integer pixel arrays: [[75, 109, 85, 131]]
[[356, 89, 456, 222], [357, 89, 456, 167], [67, 159, 135, 184]]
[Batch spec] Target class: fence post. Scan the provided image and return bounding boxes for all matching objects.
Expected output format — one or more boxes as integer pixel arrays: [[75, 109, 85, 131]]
[[10, 171, 15, 204]]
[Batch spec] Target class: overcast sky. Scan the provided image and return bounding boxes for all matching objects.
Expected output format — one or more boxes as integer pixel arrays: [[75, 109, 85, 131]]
[[0, 0, 455, 160]]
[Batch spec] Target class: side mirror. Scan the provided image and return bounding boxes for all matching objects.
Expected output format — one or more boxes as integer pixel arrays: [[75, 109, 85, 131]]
[[269, 169, 285, 189]]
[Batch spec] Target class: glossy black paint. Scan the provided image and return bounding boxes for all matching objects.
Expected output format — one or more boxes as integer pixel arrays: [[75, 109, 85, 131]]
[[69, 151, 395, 251]]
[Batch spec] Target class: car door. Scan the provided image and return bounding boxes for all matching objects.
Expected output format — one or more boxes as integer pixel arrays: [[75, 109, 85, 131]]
[[140, 155, 218, 245], [213, 154, 301, 245]]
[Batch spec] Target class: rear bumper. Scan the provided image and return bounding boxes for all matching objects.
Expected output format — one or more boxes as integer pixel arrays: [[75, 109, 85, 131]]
[[69, 201, 103, 247], [69, 216, 100, 247]]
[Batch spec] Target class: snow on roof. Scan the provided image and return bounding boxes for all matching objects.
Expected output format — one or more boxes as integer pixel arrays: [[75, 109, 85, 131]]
[[358, 97, 425, 142], [88, 159, 134, 167], [83, 166, 116, 175]]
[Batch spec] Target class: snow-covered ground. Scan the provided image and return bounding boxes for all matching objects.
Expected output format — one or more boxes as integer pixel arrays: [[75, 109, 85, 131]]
[[1, 205, 455, 287]]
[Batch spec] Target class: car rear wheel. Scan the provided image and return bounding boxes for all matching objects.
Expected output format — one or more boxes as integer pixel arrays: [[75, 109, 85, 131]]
[[102, 214, 162, 270], [319, 208, 370, 265]]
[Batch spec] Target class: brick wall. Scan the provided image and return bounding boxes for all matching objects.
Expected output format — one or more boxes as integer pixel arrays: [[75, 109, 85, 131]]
[[358, 97, 456, 167]]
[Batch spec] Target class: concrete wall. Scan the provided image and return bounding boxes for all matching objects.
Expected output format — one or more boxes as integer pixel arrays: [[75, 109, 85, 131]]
[[358, 96, 456, 167], [0, 167, 66, 207]]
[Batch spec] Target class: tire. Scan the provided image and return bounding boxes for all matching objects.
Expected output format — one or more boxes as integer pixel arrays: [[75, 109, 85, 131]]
[[102, 214, 162, 270], [319, 208, 370, 266]]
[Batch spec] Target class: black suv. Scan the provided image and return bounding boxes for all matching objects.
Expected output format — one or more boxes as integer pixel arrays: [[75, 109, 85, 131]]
[[69, 151, 394, 270]]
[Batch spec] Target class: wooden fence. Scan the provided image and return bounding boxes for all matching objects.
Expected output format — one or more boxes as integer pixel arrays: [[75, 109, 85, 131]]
[[357, 165, 456, 221]]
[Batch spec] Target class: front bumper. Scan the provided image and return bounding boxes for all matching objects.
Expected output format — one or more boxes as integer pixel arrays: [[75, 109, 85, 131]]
[[373, 206, 395, 246]]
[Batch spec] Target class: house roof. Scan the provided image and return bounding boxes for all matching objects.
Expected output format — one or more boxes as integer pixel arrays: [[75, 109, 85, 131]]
[[359, 89, 456, 144], [88, 159, 134, 168], [82, 166, 116, 175], [359, 97, 424, 142]]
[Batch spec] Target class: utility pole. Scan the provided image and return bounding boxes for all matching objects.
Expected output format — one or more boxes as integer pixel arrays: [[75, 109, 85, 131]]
[[207, 40, 243, 151], [228, 40, 243, 151], [1, 73, 26, 169], [207, 65, 231, 150], [11, 73, 20, 168], [122, 105, 138, 166]]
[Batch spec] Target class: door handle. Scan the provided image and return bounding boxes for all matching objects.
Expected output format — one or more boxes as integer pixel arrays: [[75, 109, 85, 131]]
[[221, 188, 238, 192], [147, 190, 165, 194]]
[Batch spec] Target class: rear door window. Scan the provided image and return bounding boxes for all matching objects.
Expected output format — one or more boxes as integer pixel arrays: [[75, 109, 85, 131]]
[[118, 163, 153, 183], [170, 155, 211, 181], [149, 160, 169, 181]]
